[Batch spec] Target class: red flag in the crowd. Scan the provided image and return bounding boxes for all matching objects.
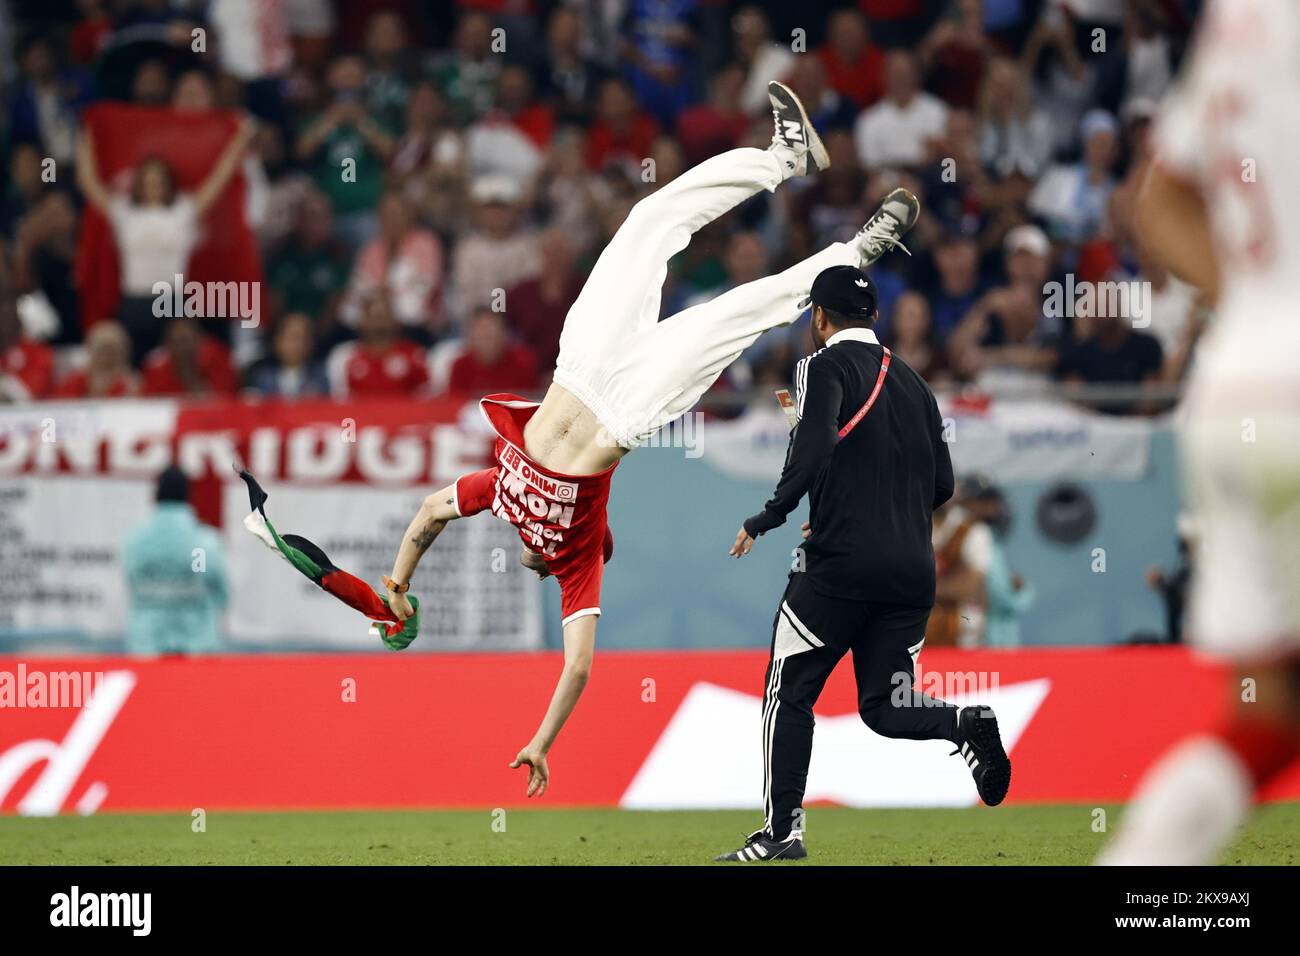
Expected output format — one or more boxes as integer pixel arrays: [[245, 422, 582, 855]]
[[74, 103, 263, 332]]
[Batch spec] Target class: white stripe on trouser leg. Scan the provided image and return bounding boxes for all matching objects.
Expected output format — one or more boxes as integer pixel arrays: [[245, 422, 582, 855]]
[[762, 657, 784, 836]]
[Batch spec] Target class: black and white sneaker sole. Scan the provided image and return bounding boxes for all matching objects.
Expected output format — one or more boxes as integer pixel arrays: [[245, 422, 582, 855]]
[[768, 80, 830, 172], [964, 705, 1012, 806]]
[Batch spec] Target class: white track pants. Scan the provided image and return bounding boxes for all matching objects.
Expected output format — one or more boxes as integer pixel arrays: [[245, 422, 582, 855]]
[[553, 147, 858, 447]]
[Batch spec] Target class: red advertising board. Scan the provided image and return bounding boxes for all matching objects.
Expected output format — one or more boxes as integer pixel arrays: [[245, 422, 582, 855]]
[[1, 648, 1297, 813]]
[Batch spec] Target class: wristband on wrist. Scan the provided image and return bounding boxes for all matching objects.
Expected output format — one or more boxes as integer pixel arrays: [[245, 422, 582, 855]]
[[382, 575, 409, 594]]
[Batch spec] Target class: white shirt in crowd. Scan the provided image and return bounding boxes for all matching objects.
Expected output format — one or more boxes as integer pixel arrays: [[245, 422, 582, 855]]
[[108, 196, 199, 296], [854, 93, 948, 169]]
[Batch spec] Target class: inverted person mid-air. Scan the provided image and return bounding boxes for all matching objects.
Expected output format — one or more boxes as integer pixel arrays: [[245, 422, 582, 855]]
[[383, 81, 921, 797]]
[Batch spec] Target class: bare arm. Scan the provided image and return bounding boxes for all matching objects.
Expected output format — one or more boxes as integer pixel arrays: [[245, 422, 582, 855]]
[[385, 483, 459, 618], [193, 117, 257, 217], [75, 131, 113, 215], [1134, 164, 1220, 303], [509, 614, 597, 798]]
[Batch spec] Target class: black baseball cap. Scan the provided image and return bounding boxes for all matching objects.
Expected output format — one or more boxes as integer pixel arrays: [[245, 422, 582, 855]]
[[806, 265, 877, 321]]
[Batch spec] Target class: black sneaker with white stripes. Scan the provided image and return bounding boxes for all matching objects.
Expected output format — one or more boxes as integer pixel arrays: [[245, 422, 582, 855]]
[[714, 828, 807, 863], [953, 704, 1012, 806], [767, 80, 830, 177]]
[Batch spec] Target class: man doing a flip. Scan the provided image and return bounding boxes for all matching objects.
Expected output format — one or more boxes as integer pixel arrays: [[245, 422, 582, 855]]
[[383, 82, 917, 797]]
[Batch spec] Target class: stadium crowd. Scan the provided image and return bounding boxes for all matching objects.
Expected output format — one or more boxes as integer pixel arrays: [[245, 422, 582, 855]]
[[0, 0, 1207, 412]]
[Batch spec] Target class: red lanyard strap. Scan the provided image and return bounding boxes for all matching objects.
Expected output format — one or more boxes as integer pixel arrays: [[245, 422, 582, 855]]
[[837, 346, 891, 440]]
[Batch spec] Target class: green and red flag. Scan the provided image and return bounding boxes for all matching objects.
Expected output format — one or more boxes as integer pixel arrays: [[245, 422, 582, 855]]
[[236, 469, 420, 650]]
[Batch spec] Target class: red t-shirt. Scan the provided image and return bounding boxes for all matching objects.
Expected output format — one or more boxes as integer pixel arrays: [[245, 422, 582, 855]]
[[340, 339, 430, 398], [141, 338, 238, 397], [454, 394, 616, 625], [447, 343, 539, 394], [817, 45, 886, 109], [56, 369, 137, 399], [1, 339, 55, 400]]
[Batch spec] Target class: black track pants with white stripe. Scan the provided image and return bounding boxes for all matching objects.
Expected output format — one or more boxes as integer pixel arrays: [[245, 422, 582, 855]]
[[762, 574, 961, 840]]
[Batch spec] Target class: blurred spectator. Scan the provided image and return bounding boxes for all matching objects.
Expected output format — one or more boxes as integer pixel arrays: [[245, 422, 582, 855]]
[[1022, 5, 1095, 158], [1029, 109, 1120, 243], [11, 190, 79, 340], [506, 228, 583, 373], [341, 190, 444, 340], [244, 311, 330, 398], [1145, 520, 1193, 644], [248, 121, 313, 248], [429, 10, 500, 125], [585, 77, 661, 171], [781, 52, 858, 133], [8, 33, 86, 167], [70, 0, 113, 66], [1057, 298, 1164, 394], [131, 59, 172, 105], [732, 6, 795, 115], [2, 143, 48, 242], [0, 284, 54, 401], [976, 56, 1053, 180], [267, 189, 349, 332], [927, 228, 986, 338], [141, 316, 239, 397], [919, 0, 995, 109], [56, 319, 139, 398], [676, 64, 749, 165], [328, 291, 429, 399], [949, 225, 1061, 391], [961, 475, 1034, 649], [390, 79, 465, 235], [859, 0, 933, 49], [853, 50, 947, 169], [535, 127, 609, 257], [294, 54, 396, 248], [930, 488, 994, 648], [208, 0, 293, 118], [76, 118, 257, 360], [817, 8, 885, 110], [465, 64, 553, 183], [447, 307, 540, 395], [363, 10, 413, 131], [620, 0, 698, 126], [172, 69, 272, 238], [123, 465, 228, 656], [884, 290, 948, 384], [539, 5, 608, 126], [449, 175, 541, 322]]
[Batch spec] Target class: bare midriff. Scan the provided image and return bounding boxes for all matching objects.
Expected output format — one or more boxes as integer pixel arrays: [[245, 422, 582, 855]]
[[521, 382, 629, 477]]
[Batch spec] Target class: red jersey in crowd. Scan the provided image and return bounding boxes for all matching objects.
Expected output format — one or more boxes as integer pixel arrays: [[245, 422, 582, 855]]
[[141, 338, 238, 397], [585, 113, 661, 169], [0, 338, 54, 400], [337, 339, 430, 398], [447, 342, 539, 394], [56, 369, 137, 399], [454, 394, 616, 625]]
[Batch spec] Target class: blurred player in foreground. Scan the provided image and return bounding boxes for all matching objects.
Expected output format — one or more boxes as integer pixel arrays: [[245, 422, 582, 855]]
[[1098, 0, 1300, 864], [383, 82, 917, 796]]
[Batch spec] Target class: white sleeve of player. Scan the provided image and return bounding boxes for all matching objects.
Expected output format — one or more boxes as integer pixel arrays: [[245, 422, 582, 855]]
[[1151, 33, 1212, 182]]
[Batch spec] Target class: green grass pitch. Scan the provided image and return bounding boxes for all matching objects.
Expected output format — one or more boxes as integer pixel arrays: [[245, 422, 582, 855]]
[[3, 804, 1297, 865]]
